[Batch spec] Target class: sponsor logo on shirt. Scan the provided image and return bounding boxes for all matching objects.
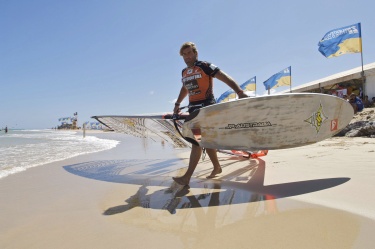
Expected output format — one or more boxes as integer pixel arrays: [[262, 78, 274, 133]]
[[182, 74, 202, 83]]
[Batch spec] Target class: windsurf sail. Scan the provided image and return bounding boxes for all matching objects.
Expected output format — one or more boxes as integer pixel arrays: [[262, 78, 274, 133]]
[[92, 114, 191, 148]]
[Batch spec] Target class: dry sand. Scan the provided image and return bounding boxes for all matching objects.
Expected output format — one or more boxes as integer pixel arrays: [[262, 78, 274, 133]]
[[1, 131, 375, 249]]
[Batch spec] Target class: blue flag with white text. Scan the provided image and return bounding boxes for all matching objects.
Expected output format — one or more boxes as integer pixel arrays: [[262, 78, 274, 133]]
[[240, 76, 256, 91], [318, 23, 362, 58], [263, 67, 291, 90], [217, 76, 257, 102], [217, 89, 236, 103]]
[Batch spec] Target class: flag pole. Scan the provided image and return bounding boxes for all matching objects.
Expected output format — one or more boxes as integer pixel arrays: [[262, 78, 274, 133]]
[[360, 48, 365, 98], [290, 66, 292, 93], [255, 76, 257, 97], [357, 23, 365, 98]]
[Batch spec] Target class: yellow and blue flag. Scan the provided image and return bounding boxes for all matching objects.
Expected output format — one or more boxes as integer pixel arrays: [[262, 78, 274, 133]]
[[318, 23, 362, 58], [217, 89, 236, 103], [263, 67, 291, 90], [240, 76, 256, 91], [217, 76, 257, 103]]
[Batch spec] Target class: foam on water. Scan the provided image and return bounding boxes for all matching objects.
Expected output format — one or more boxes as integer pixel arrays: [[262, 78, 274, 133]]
[[0, 130, 119, 179]]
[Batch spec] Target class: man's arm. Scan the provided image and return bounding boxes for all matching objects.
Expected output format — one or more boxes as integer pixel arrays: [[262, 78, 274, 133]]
[[214, 70, 248, 99], [173, 86, 188, 113]]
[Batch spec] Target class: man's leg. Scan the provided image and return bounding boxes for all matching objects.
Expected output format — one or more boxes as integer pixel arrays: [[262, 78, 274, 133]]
[[205, 148, 222, 178], [173, 144, 202, 185], [351, 103, 358, 114]]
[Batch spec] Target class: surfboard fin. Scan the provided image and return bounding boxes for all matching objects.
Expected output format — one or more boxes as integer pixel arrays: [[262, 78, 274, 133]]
[[249, 150, 269, 158]]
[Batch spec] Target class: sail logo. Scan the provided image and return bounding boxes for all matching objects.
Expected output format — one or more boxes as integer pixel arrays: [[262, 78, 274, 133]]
[[123, 119, 136, 127]]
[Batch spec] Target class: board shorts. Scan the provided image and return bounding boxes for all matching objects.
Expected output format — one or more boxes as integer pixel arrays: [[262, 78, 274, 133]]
[[188, 98, 216, 114]]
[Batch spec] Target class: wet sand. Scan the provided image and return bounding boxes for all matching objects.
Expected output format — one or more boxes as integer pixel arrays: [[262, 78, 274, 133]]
[[1, 131, 375, 249]]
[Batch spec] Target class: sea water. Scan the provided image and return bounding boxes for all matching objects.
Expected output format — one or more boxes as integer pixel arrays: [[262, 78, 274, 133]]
[[0, 129, 119, 179]]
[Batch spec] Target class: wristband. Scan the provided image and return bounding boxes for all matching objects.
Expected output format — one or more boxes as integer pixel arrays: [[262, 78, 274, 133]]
[[175, 102, 180, 106]]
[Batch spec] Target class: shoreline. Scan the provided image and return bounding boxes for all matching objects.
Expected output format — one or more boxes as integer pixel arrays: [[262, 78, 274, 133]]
[[0, 129, 120, 180], [1, 132, 375, 248]]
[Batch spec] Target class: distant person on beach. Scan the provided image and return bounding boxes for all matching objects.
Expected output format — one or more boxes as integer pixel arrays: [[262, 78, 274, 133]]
[[5, 126, 8, 133], [172, 42, 248, 186], [349, 93, 364, 114]]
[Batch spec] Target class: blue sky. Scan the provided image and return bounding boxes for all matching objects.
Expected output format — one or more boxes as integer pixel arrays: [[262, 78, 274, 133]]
[[1, 0, 375, 129]]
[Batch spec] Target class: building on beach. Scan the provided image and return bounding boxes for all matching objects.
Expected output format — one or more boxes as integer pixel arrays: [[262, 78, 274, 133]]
[[58, 112, 78, 130], [282, 62, 375, 99]]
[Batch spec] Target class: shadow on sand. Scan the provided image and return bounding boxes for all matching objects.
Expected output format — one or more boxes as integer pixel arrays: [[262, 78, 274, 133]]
[[63, 158, 350, 214]]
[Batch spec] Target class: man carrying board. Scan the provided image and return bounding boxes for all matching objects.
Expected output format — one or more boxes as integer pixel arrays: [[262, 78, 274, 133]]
[[172, 42, 248, 186]]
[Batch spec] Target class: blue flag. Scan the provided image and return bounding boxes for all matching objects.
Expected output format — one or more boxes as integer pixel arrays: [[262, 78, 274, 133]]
[[263, 67, 291, 90], [240, 76, 256, 91], [217, 89, 236, 103], [217, 76, 257, 102], [318, 23, 362, 58]]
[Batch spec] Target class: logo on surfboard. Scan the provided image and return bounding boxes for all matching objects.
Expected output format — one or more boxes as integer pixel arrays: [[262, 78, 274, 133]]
[[330, 119, 338, 131], [222, 121, 272, 129], [304, 103, 328, 133]]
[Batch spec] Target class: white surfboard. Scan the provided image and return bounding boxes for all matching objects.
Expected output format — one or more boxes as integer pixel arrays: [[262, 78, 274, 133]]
[[181, 93, 353, 150], [92, 93, 353, 151]]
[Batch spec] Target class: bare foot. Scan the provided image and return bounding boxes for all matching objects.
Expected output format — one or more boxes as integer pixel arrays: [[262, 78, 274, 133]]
[[206, 168, 222, 179], [172, 176, 190, 186]]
